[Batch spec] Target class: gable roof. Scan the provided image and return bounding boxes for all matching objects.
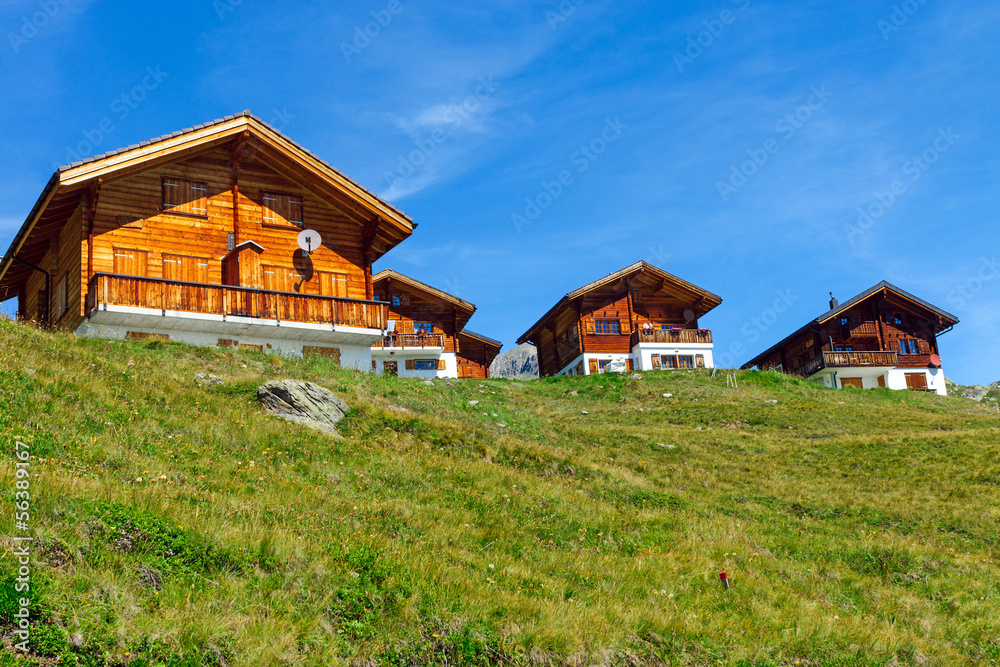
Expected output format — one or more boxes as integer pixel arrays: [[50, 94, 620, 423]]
[[372, 269, 477, 313], [517, 260, 722, 344], [458, 328, 503, 350], [741, 281, 959, 369], [0, 111, 414, 300]]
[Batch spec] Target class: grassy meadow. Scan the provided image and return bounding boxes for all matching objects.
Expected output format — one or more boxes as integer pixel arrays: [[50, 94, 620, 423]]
[[1, 318, 999, 666]]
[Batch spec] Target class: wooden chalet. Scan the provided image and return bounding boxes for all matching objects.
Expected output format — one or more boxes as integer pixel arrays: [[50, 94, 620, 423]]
[[0, 112, 415, 367], [741, 281, 958, 395], [372, 270, 501, 378], [517, 261, 722, 376]]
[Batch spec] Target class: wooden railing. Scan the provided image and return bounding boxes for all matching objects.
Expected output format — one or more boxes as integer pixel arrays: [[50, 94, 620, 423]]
[[632, 328, 713, 346], [823, 351, 898, 367], [790, 350, 900, 376], [844, 321, 879, 337], [374, 333, 446, 349], [86, 273, 387, 330]]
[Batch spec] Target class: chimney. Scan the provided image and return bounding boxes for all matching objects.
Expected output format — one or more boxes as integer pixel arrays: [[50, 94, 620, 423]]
[[829, 292, 839, 310]]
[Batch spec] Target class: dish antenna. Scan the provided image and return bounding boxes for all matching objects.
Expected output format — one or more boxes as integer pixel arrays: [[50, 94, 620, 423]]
[[297, 229, 322, 255], [929, 354, 942, 368]]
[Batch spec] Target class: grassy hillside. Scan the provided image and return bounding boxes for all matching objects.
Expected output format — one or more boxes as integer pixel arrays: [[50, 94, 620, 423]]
[[1, 319, 999, 667]]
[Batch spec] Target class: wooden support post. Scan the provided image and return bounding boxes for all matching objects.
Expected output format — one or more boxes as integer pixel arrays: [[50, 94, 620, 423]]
[[362, 217, 380, 301], [625, 281, 636, 333], [231, 133, 247, 244]]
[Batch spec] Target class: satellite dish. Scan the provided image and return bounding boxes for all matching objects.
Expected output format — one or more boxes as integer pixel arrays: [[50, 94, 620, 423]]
[[683, 309, 696, 323], [929, 354, 942, 367], [297, 229, 322, 255]]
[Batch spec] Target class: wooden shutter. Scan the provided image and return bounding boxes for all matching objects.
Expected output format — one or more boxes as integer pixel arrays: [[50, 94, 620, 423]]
[[405, 359, 416, 371], [878, 375, 886, 388], [626, 359, 634, 371], [841, 377, 863, 389], [437, 359, 447, 370], [905, 373, 927, 390], [696, 354, 705, 369], [162, 178, 182, 210], [588, 359, 599, 374], [189, 181, 208, 216], [319, 272, 349, 298], [401, 320, 414, 334], [585, 320, 595, 335], [114, 248, 148, 277], [619, 319, 631, 334], [651, 355, 661, 370]]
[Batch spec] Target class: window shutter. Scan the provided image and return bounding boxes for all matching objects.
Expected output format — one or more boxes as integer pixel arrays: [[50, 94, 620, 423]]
[[619, 319, 631, 334], [402, 320, 414, 334], [405, 359, 416, 370], [626, 359, 634, 371], [585, 320, 595, 335], [588, 359, 598, 374], [437, 359, 447, 370], [696, 354, 705, 369], [651, 355, 661, 370], [372, 360, 377, 371], [288, 197, 304, 226], [163, 178, 181, 209]]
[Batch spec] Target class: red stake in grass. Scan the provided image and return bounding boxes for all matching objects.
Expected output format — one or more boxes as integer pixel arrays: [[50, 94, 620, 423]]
[[720, 572, 730, 590]]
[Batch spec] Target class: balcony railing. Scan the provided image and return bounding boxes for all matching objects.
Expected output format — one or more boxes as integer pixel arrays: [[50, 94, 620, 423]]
[[374, 333, 446, 349], [791, 350, 899, 376], [86, 273, 387, 330], [844, 321, 879, 338], [632, 328, 713, 346]]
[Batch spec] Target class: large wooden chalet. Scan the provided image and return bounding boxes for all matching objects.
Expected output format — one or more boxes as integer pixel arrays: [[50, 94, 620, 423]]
[[0, 112, 415, 368], [518, 261, 722, 376], [372, 270, 501, 379], [741, 282, 958, 395]]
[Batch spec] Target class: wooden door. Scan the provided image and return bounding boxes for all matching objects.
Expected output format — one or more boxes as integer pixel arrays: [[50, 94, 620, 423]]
[[112, 248, 148, 307], [840, 377, 863, 389], [383, 360, 398, 377], [877, 375, 886, 388]]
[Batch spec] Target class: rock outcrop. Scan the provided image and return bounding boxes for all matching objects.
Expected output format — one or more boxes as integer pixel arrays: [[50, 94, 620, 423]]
[[490, 343, 539, 380], [257, 380, 350, 437]]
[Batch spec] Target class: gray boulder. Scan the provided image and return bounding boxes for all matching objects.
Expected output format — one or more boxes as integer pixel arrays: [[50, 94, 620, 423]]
[[961, 385, 989, 402], [257, 380, 350, 437]]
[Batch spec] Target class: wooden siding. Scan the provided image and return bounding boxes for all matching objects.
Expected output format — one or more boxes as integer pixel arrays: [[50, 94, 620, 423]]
[[80, 147, 371, 311], [756, 293, 943, 376], [456, 332, 501, 380], [530, 271, 711, 376], [373, 282, 462, 354]]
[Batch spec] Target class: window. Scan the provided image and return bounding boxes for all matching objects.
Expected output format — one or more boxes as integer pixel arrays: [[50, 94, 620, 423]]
[[835, 345, 853, 352], [391, 295, 401, 306], [414, 322, 434, 334], [664, 355, 678, 369], [54, 274, 67, 318], [678, 355, 694, 369], [261, 192, 304, 228], [594, 319, 620, 335], [409, 359, 445, 371], [162, 177, 208, 217], [840, 317, 849, 326], [597, 360, 612, 373], [905, 373, 928, 390], [898, 339, 920, 354], [892, 313, 904, 325]]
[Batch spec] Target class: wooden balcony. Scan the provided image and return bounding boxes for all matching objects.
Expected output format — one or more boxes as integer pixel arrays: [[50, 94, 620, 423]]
[[632, 328, 713, 346], [791, 350, 899, 376], [374, 333, 446, 349], [843, 321, 879, 339], [86, 273, 387, 330]]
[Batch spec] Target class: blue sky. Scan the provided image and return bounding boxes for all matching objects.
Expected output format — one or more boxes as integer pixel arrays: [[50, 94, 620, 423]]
[[1, 0, 997, 383]]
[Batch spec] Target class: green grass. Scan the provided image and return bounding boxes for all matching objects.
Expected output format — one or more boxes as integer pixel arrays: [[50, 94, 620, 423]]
[[1, 318, 999, 665]]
